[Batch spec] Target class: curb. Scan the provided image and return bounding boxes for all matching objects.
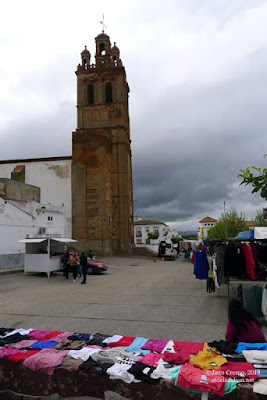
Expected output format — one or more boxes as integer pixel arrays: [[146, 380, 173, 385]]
[[0, 268, 24, 275]]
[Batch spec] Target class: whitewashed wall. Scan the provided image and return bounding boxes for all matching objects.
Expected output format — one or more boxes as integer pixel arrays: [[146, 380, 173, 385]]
[[0, 158, 72, 238]]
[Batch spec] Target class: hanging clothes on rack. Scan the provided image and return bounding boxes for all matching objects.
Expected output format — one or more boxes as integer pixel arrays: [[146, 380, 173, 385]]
[[194, 251, 209, 280], [224, 243, 246, 278], [245, 285, 263, 318], [242, 244, 256, 281]]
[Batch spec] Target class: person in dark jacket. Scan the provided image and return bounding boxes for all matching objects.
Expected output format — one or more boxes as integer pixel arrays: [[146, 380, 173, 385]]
[[80, 252, 88, 284], [62, 252, 69, 280], [226, 299, 265, 343]]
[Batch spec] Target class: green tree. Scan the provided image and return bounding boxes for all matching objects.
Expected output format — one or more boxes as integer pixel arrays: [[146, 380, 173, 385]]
[[253, 209, 267, 227], [147, 232, 159, 240], [207, 208, 247, 239], [238, 155, 267, 200], [171, 237, 183, 243]]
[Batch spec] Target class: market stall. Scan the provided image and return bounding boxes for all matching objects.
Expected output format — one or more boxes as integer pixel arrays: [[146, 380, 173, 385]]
[[18, 237, 77, 277]]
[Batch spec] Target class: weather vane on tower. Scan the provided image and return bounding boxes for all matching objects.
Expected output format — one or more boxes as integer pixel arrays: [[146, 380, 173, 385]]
[[100, 14, 107, 33]]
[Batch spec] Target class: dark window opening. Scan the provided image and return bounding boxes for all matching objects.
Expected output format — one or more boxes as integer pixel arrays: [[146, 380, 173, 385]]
[[113, 55, 117, 61], [87, 84, 94, 104], [100, 43, 105, 55], [105, 82, 112, 103]]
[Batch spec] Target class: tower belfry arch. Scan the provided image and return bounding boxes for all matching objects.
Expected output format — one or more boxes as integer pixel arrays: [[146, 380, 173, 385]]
[[72, 30, 133, 255]]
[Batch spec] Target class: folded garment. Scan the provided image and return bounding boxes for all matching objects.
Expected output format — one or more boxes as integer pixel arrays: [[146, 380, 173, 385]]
[[8, 350, 39, 362], [220, 362, 258, 382], [243, 350, 267, 364], [136, 353, 163, 367], [128, 362, 159, 384], [0, 333, 30, 346], [23, 349, 68, 375], [67, 333, 92, 341], [235, 343, 267, 354], [208, 340, 237, 354], [141, 339, 168, 353], [125, 337, 150, 355], [173, 341, 204, 363], [192, 344, 228, 370], [108, 336, 135, 348], [79, 358, 113, 374], [26, 340, 58, 350]]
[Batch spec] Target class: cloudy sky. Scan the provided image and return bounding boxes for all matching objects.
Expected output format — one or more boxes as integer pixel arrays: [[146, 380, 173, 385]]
[[0, 0, 266, 231]]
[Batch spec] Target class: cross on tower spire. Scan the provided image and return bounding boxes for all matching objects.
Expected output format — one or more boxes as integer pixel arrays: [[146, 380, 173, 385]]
[[99, 14, 107, 33]]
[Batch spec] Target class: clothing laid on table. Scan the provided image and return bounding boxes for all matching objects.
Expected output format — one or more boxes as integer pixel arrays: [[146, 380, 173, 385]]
[[102, 335, 123, 345], [191, 344, 228, 370], [136, 353, 163, 367], [26, 340, 58, 350], [106, 358, 140, 384], [161, 340, 175, 353], [226, 320, 265, 343], [108, 336, 135, 348], [0, 347, 20, 358], [235, 343, 267, 354], [141, 339, 168, 353], [29, 330, 54, 340], [176, 362, 226, 397], [8, 350, 39, 362], [56, 355, 84, 371], [170, 366, 239, 396], [54, 340, 83, 350], [220, 362, 257, 382], [128, 362, 159, 384], [150, 358, 178, 380], [52, 332, 74, 342], [125, 337, 150, 355], [253, 380, 267, 395], [207, 340, 237, 354], [91, 347, 135, 365], [0, 333, 30, 346], [173, 341, 204, 364], [67, 346, 100, 361], [79, 358, 113, 375], [38, 331, 62, 341], [67, 333, 92, 342], [243, 350, 267, 364], [163, 352, 189, 365], [86, 333, 110, 346], [0, 328, 33, 338], [11, 340, 37, 349], [23, 349, 68, 375]]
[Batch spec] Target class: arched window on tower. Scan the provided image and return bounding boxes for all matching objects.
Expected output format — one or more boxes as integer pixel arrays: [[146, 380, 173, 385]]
[[87, 84, 94, 105], [100, 43, 106, 55], [105, 82, 112, 103]]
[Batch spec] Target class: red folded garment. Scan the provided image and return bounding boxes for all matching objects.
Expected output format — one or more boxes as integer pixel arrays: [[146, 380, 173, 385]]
[[108, 336, 135, 348], [220, 362, 258, 382], [8, 350, 39, 362]]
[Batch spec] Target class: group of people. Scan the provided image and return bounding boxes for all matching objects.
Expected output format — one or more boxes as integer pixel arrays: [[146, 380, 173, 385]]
[[61, 250, 94, 284]]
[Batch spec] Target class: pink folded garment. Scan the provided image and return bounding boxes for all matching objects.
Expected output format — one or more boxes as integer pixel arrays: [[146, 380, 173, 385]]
[[141, 339, 168, 353], [23, 348, 68, 375], [12, 340, 37, 349], [0, 347, 20, 358], [136, 353, 163, 367]]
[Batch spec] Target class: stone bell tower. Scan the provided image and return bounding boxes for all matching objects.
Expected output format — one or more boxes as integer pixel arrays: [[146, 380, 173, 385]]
[[72, 31, 133, 255]]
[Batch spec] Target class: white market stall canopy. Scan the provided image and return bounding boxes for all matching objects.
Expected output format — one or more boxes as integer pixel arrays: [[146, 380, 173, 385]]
[[254, 227, 267, 240], [18, 237, 77, 243]]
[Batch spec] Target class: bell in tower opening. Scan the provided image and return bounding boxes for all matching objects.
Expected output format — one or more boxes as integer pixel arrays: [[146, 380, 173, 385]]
[[71, 30, 133, 255]]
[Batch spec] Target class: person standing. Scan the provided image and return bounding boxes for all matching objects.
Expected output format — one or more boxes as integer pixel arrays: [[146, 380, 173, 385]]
[[62, 252, 70, 280], [80, 252, 88, 284], [69, 251, 79, 283]]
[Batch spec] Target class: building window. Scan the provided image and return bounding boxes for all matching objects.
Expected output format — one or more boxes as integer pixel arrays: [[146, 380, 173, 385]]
[[204, 223, 207, 226], [105, 82, 112, 103], [136, 228, 142, 237], [100, 43, 105, 55], [153, 226, 159, 235], [48, 216, 53, 221], [87, 84, 94, 104], [145, 227, 149, 233]]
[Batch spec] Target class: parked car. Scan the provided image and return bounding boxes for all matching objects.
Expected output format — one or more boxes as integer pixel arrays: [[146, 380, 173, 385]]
[[87, 259, 108, 274]]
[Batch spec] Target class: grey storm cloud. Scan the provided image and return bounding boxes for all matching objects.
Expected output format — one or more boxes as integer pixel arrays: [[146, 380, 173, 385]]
[[0, 0, 266, 231]]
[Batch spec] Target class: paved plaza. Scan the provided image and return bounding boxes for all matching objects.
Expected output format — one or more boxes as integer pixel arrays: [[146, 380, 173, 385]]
[[1, 257, 266, 343]]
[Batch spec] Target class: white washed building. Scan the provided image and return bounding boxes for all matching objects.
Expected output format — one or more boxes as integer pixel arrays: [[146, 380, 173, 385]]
[[197, 216, 218, 240], [134, 218, 178, 245]]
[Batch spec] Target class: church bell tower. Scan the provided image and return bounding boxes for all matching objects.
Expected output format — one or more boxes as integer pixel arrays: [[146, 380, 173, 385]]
[[72, 30, 133, 255]]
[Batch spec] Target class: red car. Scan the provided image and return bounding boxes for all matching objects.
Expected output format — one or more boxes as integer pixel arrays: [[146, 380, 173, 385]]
[[87, 259, 108, 274]]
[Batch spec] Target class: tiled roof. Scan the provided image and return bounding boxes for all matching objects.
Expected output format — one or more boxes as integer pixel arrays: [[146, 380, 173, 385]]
[[199, 216, 218, 223], [134, 220, 167, 226], [245, 221, 254, 227]]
